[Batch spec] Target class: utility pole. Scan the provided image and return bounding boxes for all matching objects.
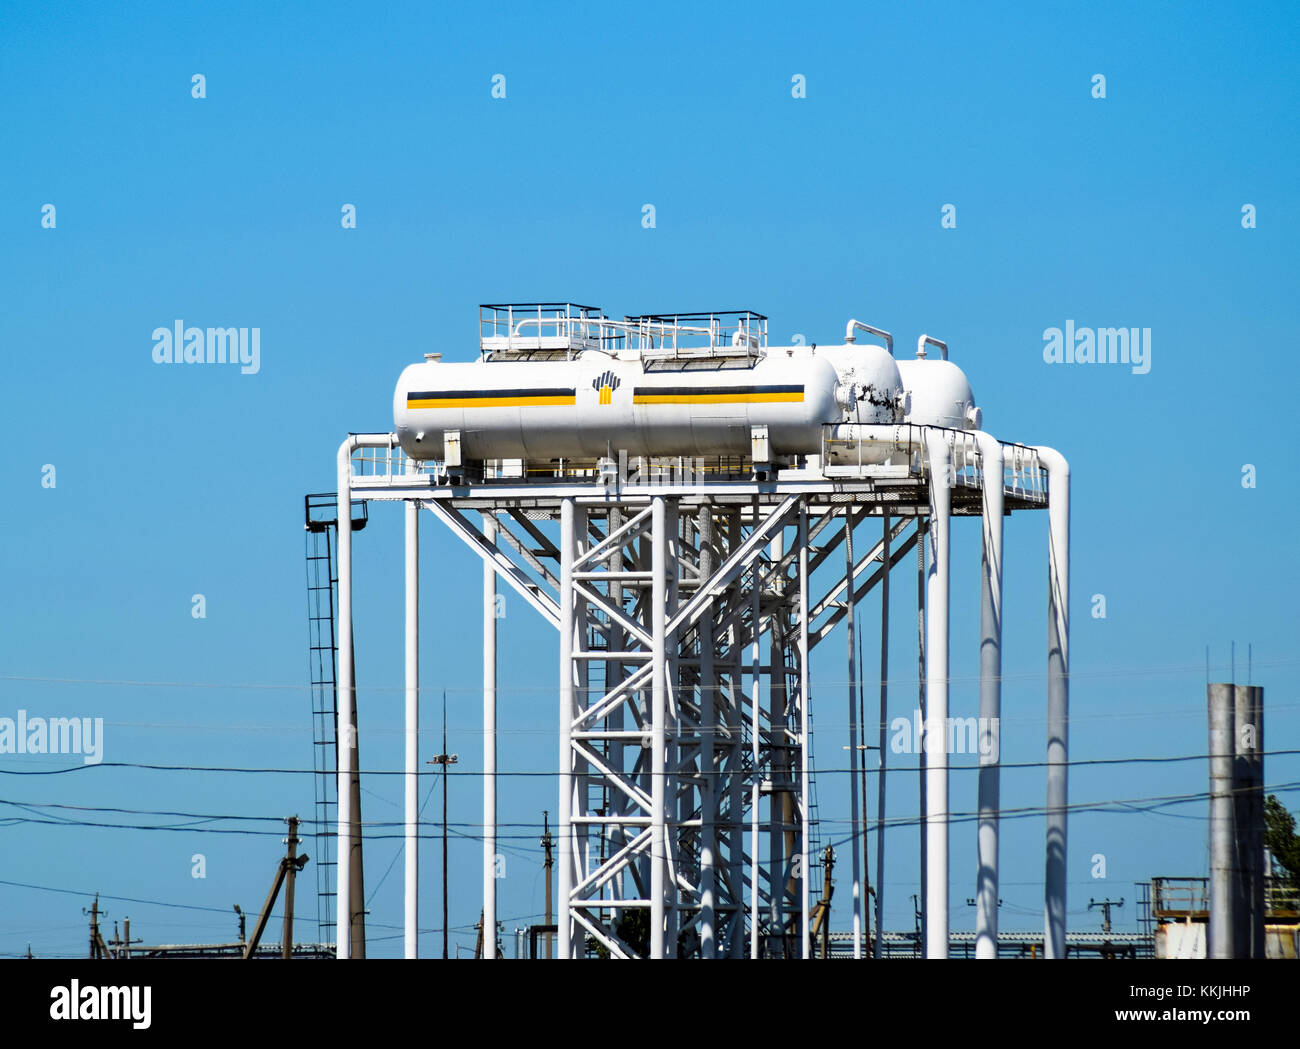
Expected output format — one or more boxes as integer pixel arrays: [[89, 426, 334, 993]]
[[85, 895, 110, 959], [542, 810, 554, 959], [911, 893, 922, 959], [1088, 897, 1124, 935], [244, 814, 309, 959], [283, 816, 301, 960], [820, 846, 835, 959], [428, 692, 458, 960]]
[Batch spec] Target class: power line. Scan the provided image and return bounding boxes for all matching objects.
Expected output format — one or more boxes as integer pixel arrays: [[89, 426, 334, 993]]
[[2, 745, 1298, 778], [1, 655, 1296, 693]]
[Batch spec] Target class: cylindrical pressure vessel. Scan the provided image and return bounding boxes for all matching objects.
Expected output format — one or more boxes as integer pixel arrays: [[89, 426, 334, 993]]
[[896, 357, 981, 430], [395, 350, 844, 461]]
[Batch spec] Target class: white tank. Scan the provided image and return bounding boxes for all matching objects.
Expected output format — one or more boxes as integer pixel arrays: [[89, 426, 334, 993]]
[[809, 343, 905, 424], [897, 357, 981, 430], [394, 349, 844, 461]]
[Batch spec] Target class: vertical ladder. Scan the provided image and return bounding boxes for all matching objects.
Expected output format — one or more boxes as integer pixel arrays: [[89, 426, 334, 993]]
[[304, 493, 367, 947]]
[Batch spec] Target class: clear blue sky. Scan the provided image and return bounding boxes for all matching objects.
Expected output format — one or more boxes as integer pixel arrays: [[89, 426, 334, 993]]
[[0, 0, 1296, 956]]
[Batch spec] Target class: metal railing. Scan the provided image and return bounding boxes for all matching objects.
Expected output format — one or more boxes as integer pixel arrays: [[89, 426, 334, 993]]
[[479, 302, 610, 358], [1151, 877, 1209, 918], [820, 424, 1050, 503]]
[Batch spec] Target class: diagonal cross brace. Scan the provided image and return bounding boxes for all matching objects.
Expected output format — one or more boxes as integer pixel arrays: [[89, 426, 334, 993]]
[[423, 501, 561, 628]]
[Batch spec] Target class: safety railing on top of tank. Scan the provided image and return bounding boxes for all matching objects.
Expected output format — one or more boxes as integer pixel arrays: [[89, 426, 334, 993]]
[[479, 302, 610, 358], [624, 310, 768, 360]]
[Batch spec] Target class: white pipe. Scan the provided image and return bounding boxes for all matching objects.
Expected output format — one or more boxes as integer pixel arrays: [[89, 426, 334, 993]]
[[335, 432, 396, 960], [916, 334, 949, 360], [482, 513, 497, 959], [799, 504, 811, 959], [923, 429, 951, 959], [749, 500, 761, 959], [558, 499, 575, 959], [845, 512, 863, 959], [972, 432, 1004, 959], [403, 461, 420, 959], [1035, 446, 1070, 958], [843, 319, 894, 354], [650, 497, 667, 958]]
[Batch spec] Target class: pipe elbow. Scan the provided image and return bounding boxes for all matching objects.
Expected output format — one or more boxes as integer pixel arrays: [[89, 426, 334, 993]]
[[1034, 445, 1069, 478]]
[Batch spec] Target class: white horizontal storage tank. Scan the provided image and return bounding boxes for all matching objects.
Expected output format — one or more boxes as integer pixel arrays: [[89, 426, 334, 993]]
[[897, 357, 980, 430], [394, 350, 843, 461], [809, 343, 905, 425]]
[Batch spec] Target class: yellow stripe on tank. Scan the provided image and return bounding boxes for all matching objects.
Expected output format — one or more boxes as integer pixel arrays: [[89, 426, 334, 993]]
[[632, 391, 804, 405], [407, 394, 576, 409]]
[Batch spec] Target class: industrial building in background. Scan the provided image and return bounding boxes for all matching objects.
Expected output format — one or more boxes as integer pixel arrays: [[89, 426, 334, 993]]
[[330, 302, 1071, 960]]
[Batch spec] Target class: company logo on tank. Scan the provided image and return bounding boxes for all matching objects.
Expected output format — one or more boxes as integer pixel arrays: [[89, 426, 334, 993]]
[[592, 370, 621, 405]]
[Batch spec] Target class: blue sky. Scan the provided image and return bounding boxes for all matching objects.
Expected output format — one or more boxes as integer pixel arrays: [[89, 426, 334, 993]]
[[0, 0, 1296, 956]]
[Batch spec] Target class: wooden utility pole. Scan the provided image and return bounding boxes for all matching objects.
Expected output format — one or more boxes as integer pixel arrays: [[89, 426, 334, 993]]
[[244, 815, 309, 959], [86, 895, 111, 959], [88, 895, 99, 959], [282, 816, 301, 959], [820, 847, 835, 959], [541, 810, 554, 959]]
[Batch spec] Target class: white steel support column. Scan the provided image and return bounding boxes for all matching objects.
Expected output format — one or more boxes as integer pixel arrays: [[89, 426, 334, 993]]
[[845, 511, 863, 958], [874, 513, 891, 959], [336, 442, 354, 961], [334, 432, 393, 961], [924, 430, 951, 959], [698, 506, 717, 959], [482, 513, 497, 959], [403, 471, 420, 959], [1037, 447, 1070, 958], [768, 526, 785, 951], [749, 500, 761, 959], [650, 496, 668, 959], [558, 499, 576, 959], [798, 502, 811, 959], [974, 434, 1004, 960]]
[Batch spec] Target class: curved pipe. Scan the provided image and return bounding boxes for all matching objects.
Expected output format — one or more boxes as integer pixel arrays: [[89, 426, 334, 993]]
[[917, 334, 948, 360], [922, 429, 951, 959], [335, 433, 398, 960], [1034, 445, 1070, 959], [844, 319, 894, 355], [971, 432, 1004, 960]]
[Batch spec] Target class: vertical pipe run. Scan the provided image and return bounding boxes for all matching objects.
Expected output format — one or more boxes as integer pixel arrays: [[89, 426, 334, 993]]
[[916, 518, 927, 954], [798, 503, 811, 959], [874, 513, 890, 959], [923, 430, 951, 959], [750, 500, 761, 959], [482, 513, 498, 959], [335, 440, 355, 961], [558, 500, 575, 959], [845, 511, 864, 958], [1037, 447, 1070, 958], [403, 481, 420, 959], [974, 435, 1004, 959], [1208, 682, 1235, 959], [650, 497, 668, 959]]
